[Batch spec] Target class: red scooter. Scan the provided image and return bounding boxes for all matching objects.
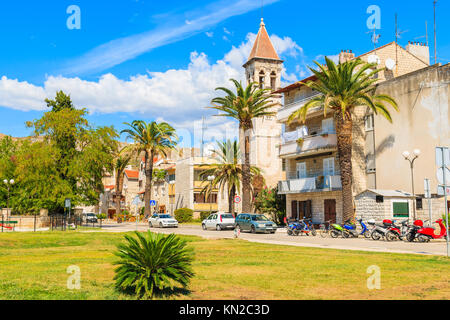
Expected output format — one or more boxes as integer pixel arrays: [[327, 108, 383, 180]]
[[415, 219, 448, 243]]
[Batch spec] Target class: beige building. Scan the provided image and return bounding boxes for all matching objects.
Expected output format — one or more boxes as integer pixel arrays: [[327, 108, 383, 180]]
[[276, 41, 449, 223]]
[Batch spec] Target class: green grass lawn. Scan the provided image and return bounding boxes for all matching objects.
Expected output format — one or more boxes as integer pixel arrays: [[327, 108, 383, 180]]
[[0, 231, 448, 300]]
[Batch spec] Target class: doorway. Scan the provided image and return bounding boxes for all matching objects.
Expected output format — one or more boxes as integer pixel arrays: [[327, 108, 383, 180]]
[[291, 200, 312, 220], [324, 199, 336, 223]]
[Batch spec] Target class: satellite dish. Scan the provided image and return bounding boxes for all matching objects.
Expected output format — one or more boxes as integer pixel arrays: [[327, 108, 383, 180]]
[[367, 54, 381, 65], [385, 58, 396, 70]]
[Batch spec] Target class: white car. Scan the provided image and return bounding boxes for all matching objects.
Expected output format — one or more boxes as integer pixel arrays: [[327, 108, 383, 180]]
[[148, 214, 179, 228], [202, 213, 235, 231]]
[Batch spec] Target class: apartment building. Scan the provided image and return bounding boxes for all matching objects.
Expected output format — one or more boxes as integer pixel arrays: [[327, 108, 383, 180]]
[[276, 41, 449, 223], [174, 151, 229, 218]]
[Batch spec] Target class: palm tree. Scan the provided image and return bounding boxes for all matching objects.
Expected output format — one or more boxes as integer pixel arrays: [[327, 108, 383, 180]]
[[200, 140, 261, 215], [288, 57, 398, 222], [210, 79, 276, 212], [114, 231, 194, 299], [113, 149, 132, 218], [121, 121, 177, 217]]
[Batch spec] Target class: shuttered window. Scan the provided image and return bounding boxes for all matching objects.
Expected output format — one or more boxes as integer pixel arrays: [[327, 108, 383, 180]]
[[393, 202, 409, 218]]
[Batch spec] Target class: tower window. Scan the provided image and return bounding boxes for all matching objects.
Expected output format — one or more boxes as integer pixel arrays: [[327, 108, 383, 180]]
[[270, 72, 277, 90], [259, 71, 265, 89]]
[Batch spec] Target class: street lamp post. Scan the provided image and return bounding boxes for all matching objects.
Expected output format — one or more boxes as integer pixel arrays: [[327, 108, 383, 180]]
[[169, 180, 175, 216], [207, 176, 215, 215], [402, 149, 421, 220], [3, 179, 14, 221]]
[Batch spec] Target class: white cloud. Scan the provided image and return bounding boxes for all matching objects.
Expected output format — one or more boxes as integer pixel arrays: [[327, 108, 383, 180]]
[[61, 0, 281, 75], [0, 33, 303, 135]]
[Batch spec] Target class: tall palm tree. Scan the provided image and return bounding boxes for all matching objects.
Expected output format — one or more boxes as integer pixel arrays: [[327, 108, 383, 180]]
[[288, 57, 398, 222], [121, 121, 177, 217], [210, 79, 276, 212], [113, 149, 132, 218], [200, 140, 261, 215]]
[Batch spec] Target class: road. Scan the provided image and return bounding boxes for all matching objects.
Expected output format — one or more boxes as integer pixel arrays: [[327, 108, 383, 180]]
[[95, 222, 449, 256]]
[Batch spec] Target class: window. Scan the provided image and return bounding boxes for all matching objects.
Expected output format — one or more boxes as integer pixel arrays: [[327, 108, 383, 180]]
[[376, 195, 384, 203], [323, 158, 335, 176], [296, 162, 307, 179], [282, 159, 286, 172], [416, 198, 423, 210], [259, 71, 265, 89], [365, 114, 374, 131], [194, 193, 218, 204], [321, 118, 335, 134], [393, 201, 409, 218], [270, 72, 277, 90]]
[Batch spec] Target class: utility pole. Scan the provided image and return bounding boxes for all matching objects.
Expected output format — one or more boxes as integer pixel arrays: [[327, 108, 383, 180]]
[[434, 0, 437, 64]]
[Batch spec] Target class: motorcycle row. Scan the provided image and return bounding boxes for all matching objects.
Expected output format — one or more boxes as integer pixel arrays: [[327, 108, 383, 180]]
[[287, 218, 448, 243]]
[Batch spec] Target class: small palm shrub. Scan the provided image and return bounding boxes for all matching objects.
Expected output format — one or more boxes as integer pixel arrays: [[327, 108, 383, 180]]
[[114, 231, 194, 299], [174, 208, 194, 223]]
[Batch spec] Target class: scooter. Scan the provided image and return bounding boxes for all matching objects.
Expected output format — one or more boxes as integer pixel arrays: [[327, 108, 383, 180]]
[[287, 219, 309, 236], [405, 220, 425, 242], [385, 220, 410, 241], [343, 220, 359, 238], [330, 223, 349, 238], [371, 220, 394, 241], [415, 219, 448, 242], [358, 219, 371, 238], [303, 218, 317, 237]]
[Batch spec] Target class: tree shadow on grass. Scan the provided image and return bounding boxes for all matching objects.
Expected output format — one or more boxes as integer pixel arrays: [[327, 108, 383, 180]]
[[117, 286, 191, 300]]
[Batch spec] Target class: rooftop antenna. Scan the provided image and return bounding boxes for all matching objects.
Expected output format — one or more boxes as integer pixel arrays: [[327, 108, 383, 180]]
[[414, 21, 429, 46], [367, 28, 381, 51], [434, 0, 437, 64], [395, 14, 408, 76]]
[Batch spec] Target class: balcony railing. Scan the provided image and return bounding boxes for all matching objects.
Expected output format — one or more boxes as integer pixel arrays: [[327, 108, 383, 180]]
[[277, 93, 322, 122], [279, 134, 337, 158], [278, 175, 342, 194]]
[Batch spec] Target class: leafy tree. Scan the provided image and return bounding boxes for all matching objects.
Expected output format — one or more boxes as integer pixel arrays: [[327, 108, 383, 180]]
[[288, 58, 398, 221], [19, 91, 118, 213], [0, 137, 18, 208], [113, 148, 133, 217], [210, 79, 276, 212], [121, 121, 177, 217], [114, 231, 194, 299], [254, 186, 286, 224], [152, 169, 168, 183]]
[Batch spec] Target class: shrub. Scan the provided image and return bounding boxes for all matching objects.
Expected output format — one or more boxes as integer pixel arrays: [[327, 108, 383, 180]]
[[97, 213, 107, 220], [174, 208, 194, 223], [114, 231, 194, 299], [200, 212, 211, 221]]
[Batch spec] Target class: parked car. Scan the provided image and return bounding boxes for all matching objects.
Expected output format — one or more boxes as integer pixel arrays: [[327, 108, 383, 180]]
[[202, 213, 235, 231], [235, 214, 277, 234], [148, 214, 178, 228], [82, 213, 98, 223]]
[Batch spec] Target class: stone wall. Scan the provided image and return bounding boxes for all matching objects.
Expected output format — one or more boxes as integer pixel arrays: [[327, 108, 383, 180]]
[[286, 191, 343, 223]]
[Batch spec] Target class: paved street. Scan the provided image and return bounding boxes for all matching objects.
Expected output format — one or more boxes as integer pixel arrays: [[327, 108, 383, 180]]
[[96, 222, 449, 256]]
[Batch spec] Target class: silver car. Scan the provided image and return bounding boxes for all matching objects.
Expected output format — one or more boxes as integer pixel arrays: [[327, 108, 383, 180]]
[[202, 213, 235, 231], [148, 214, 179, 228]]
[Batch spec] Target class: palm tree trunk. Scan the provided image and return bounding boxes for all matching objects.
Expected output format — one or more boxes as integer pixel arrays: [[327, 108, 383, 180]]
[[229, 185, 236, 216], [242, 128, 252, 213], [144, 150, 154, 218], [115, 170, 124, 218], [334, 112, 354, 222]]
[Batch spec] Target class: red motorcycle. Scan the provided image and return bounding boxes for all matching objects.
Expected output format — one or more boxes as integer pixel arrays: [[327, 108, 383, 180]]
[[415, 219, 448, 243]]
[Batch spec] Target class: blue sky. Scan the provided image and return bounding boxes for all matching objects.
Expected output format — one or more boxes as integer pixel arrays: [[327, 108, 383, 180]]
[[0, 0, 449, 146]]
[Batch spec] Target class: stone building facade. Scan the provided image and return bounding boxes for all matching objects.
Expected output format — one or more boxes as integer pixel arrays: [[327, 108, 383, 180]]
[[276, 40, 449, 223]]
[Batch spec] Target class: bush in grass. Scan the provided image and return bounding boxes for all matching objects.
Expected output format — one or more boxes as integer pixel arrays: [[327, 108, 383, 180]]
[[174, 208, 194, 223], [114, 231, 194, 299]]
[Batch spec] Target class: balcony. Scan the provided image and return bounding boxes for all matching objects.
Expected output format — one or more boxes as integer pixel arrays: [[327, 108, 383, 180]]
[[277, 93, 322, 122], [194, 203, 218, 212], [279, 133, 337, 158], [278, 175, 342, 194]]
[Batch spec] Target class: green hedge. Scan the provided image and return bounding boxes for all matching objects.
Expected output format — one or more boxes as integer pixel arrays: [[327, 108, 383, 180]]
[[174, 208, 194, 223], [200, 212, 211, 221]]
